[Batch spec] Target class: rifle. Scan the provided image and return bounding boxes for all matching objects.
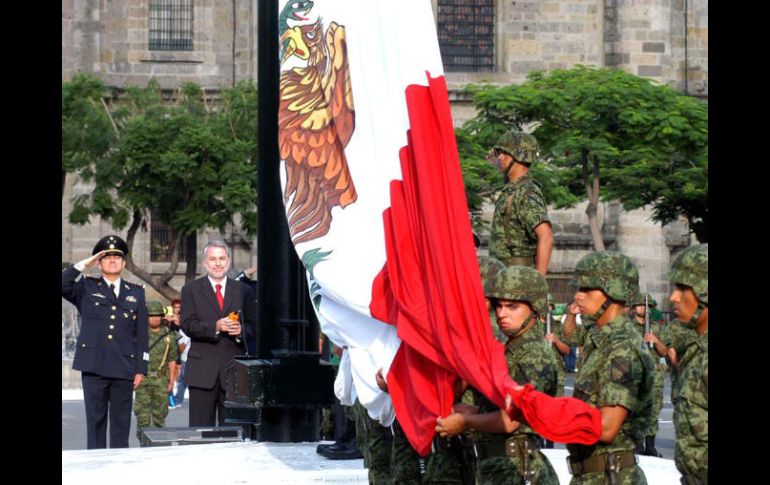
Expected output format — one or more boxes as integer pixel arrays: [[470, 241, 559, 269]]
[[546, 294, 552, 336], [643, 293, 653, 350]]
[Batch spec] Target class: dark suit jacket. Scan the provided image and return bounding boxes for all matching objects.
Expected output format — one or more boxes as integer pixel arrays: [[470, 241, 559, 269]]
[[62, 266, 149, 379], [180, 276, 255, 389]]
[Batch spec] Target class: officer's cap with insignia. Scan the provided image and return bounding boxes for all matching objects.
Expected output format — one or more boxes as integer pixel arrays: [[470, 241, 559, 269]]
[[92, 235, 129, 259]]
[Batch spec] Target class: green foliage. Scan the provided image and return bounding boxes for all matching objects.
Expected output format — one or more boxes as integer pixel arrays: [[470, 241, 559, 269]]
[[63, 75, 259, 237], [458, 66, 708, 241]]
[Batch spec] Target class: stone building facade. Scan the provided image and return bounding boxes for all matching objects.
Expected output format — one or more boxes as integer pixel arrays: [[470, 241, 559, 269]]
[[62, 0, 706, 312]]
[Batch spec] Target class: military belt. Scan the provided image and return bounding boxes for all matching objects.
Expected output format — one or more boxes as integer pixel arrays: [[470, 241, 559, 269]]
[[567, 450, 637, 476], [146, 371, 165, 378], [680, 475, 705, 485], [504, 256, 535, 267], [474, 435, 540, 460]]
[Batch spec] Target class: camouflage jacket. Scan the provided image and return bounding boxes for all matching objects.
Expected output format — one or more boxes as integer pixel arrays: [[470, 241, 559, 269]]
[[146, 328, 178, 378], [673, 331, 708, 481], [661, 322, 698, 400], [567, 314, 655, 460], [474, 324, 560, 442], [489, 174, 549, 263]]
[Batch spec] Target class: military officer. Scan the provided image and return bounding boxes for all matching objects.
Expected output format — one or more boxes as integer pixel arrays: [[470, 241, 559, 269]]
[[566, 252, 655, 485], [61, 235, 149, 449], [134, 301, 178, 443], [487, 131, 553, 275], [668, 244, 708, 484]]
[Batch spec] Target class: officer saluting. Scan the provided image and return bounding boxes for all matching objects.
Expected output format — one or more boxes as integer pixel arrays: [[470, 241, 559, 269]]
[[62, 235, 149, 449]]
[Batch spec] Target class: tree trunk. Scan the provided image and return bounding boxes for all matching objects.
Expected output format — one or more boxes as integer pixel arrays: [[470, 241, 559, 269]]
[[185, 232, 198, 284], [582, 153, 605, 251], [123, 210, 182, 301]]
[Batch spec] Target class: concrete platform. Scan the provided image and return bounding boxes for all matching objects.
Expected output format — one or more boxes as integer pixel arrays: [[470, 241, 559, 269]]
[[62, 441, 680, 484]]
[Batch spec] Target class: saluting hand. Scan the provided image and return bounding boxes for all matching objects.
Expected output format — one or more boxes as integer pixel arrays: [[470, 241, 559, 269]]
[[77, 250, 107, 269]]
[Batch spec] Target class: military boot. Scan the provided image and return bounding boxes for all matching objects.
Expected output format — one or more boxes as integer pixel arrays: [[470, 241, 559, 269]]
[[634, 439, 645, 455], [643, 435, 662, 457]]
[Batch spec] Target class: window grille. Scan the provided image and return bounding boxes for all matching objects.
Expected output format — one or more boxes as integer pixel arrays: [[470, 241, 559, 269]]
[[437, 0, 495, 72], [149, 0, 193, 51]]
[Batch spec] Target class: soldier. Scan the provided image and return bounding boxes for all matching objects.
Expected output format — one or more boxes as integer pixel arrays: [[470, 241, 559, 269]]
[[352, 397, 393, 484], [566, 252, 655, 485], [628, 292, 665, 457], [61, 235, 149, 449], [478, 255, 507, 343], [134, 301, 178, 443], [436, 265, 560, 485], [544, 294, 568, 397], [486, 131, 553, 275], [668, 244, 708, 484]]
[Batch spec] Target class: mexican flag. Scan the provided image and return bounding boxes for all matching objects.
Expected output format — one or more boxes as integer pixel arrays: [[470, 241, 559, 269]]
[[277, 0, 601, 455]]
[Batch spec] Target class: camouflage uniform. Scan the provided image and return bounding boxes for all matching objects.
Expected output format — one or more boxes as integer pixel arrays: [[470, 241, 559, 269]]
[[473, 265, 560, 485], [353, 399, 393, 484], [566, 252, 654, 485], [391, 419, 422, 485], [488, 132, 550, 267], [629, 294, 665, 445], [545, 316, 566, 397], [134, 301, 178, 442], [424, 433, 474, 484], [660, 322, 697, 402], [668, 244, 708, 484]]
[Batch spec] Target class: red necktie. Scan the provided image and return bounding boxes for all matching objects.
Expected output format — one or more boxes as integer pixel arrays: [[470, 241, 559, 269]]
[[215, 284, 224, 311]]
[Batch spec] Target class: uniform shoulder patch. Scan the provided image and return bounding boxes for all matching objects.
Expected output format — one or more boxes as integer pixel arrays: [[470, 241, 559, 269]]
[[610, 355, 633, 384]]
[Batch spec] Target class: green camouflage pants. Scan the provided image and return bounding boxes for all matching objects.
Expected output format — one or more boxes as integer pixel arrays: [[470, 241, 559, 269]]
[[391, 420, 422, 485], [134, 376, 169, 441], [423, 437, 475, 484], [647, 364, 665, 436], [568, 465, 647, 485], [477, 451, 559, 485], [353, 399, 392, 484]]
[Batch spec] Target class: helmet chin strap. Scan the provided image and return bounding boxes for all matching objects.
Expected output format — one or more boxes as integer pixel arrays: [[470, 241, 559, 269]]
[[588, 296, 613, 322], [505, 313, 537, 338], [682, 301, 706, 329], [502, 157, 516, 184]]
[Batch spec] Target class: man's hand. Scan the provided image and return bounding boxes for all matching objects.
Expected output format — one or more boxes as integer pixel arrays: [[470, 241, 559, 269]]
[[567, 302, 580, 315], [216, 317, 242, 336], [133, 374, 144, 390], [436, 413, 466, 437], [545, 332, 558, 344], [643, 333, 660, 345], [77, 250, 106, 269], [375, 368, 389, 393]]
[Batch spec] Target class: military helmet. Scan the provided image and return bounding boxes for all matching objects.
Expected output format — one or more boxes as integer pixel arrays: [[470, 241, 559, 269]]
[[668, 244, 708, 304], [493, 131, 540, 165], [146, 300, 166, 317], [570, 251, 639, 303], [478, 255, 506, 296], [630, 292, 658, 308], [486, 265, 549, 315]]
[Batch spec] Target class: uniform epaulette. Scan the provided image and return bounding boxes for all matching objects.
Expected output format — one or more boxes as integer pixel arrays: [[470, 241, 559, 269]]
[[123, 280, 145, 289], [85, 275, 102, 281]]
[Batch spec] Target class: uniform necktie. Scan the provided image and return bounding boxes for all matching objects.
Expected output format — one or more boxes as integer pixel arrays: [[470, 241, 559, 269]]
[[109, 283, 117, 299], [215, 284, 224, 311]]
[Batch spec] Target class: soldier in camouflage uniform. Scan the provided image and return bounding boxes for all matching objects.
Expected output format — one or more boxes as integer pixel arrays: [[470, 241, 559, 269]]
[[487, 131, 553, 275], [659, 320, 697, 403], [134, 301, 178, 443], [544, 295, 568, 398], [353, 398, 393, 484], [436, 265, 560, 485], [566, 252, 655, 485], [668, 244, 708, 484], [627, 292, 665, 457], [479, 255, 507, 343]]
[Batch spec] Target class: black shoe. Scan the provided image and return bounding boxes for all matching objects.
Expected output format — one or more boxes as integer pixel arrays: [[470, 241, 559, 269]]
[[643, 435, 662, 457], [317, 439, 363, 460]]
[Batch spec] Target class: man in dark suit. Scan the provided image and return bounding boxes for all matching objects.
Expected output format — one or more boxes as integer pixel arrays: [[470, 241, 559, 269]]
[[61, 235, 149, 449], [181, 240, 255, 426]]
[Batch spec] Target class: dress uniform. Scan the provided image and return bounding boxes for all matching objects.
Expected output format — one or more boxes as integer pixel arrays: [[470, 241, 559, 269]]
[[61, 235, 149, 449]]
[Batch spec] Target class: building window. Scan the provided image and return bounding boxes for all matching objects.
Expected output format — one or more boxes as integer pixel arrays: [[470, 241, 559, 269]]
[[150, 210, 187, 262], [149, 0, 193, 51], [437, 0, 495, 72]]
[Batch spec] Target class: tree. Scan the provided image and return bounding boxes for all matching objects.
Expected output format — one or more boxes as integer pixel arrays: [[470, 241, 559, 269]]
[[458, 66, 708, 247], [63, 76, 258, 300]]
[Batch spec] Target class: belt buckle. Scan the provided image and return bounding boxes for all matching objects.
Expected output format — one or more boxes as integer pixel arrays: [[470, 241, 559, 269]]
[[607, 453, 621, 474]]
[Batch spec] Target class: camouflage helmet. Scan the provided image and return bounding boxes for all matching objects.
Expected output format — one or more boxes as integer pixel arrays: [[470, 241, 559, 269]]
[[493, 131, 540, 165], [478, 255, 506, 296], [630, 292, 658, 308], [570, 251, 639, 303], [668, 244, 708, 304], [146, 300, 166, 317], [486, 265, 549, 315]]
